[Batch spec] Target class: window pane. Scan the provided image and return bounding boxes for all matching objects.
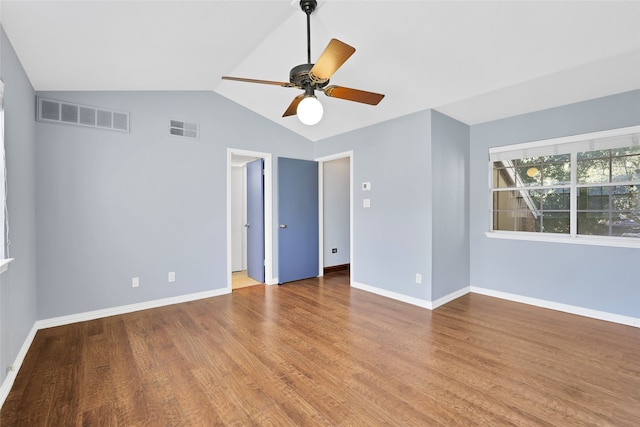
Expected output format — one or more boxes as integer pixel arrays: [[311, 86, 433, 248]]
[[493, 210, 536, 232], [493, 163, 515, 188], [577, 158, 610, 183], [540, 188, 571, 210], [515, 166, 541, 186], [612, 146, 640, 156], [536, 212, 570, 234], [578, 212, 640, 237], [493, 190, 521, 210], [612, 185, 639, 211], [578, 186, 609, 210], [577, 212, 610, 235], [577, 149, 610, 160], [612, 214, 640, 237], [611, 154, 640, 182], [541, 162, 571, 186], [578, 146, 640, 184]]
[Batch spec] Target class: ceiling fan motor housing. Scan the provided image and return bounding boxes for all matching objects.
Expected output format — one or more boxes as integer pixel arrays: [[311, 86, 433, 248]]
[[290, 63, 329, 93]]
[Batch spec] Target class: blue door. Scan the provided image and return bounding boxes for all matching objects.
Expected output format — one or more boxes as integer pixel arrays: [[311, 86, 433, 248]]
[[278, 157, 319, 283], [246, 158, 265, 282]]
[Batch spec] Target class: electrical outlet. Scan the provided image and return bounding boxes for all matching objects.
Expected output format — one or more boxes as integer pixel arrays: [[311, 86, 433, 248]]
[[168, 272, 176, 283], [415, 273, 422, 284], [132, 277, 139, 288]]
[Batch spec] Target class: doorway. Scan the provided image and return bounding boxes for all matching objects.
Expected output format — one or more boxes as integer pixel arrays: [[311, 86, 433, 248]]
[[227, 149, 273, 290], [318, 151, 352, 283]]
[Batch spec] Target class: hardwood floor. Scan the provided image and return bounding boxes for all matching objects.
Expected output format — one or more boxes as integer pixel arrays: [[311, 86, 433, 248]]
[[231, 270, 262, 290], [2, 270, 639, 426]]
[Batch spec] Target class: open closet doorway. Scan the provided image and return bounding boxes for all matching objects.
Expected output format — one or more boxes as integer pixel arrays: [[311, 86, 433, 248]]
[[227, 149, 273, 290], [318, 152, 353, 282]]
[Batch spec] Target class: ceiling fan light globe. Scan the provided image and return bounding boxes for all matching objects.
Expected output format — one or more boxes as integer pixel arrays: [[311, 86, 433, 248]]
[[297, 96, 323, 125]]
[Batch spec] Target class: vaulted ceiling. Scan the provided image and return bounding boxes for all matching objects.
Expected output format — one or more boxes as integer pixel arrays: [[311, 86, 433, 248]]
[[1, 0, 639, 141]]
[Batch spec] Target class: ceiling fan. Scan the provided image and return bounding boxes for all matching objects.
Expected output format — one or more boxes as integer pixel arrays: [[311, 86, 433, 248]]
[[221, 0, 385, 125]]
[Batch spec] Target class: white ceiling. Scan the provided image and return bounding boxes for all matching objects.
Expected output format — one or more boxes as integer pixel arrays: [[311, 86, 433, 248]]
[[1, 0, 639, 141]]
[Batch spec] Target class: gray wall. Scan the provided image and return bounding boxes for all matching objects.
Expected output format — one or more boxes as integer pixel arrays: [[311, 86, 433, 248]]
[[469, 90, 640, 317], [431, 110, 470, 300], [316, 111, 434, 300], [322, 157, 350, 267], [36, 90, 312, 319], [0, 26, 38, 383]]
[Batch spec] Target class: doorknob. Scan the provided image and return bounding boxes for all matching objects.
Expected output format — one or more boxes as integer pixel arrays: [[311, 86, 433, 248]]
[[244, 223, 249, 228], [279, 224, 287, 228]]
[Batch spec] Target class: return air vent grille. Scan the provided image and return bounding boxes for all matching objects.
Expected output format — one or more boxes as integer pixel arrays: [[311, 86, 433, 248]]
[[37, 97, 130, 132], [169, 120, 199, 139]]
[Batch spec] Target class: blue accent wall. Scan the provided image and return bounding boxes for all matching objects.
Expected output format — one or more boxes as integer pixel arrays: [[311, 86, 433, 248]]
[[431, 110, 470, 301], [469, 90, 640, 317], [315, 111, 434, 300], [35, 90, 312, 319], [0, 26, 38, 383], [315, 110, 471, 303]]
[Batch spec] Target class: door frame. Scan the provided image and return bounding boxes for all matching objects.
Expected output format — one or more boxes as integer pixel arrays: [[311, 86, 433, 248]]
[[227, 149, 274, 290], [316, 151, 353, 285]]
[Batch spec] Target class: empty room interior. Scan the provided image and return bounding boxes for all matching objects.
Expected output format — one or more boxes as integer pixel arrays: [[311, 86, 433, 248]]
[[0, 1, 639, 425]]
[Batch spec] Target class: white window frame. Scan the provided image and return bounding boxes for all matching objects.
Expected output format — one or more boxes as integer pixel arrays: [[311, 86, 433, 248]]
[[486, 125, 640, 249], [0, 78, 13, 273]]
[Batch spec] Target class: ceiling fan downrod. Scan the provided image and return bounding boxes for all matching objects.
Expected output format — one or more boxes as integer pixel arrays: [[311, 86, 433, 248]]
[[300, 0, 317, 64]]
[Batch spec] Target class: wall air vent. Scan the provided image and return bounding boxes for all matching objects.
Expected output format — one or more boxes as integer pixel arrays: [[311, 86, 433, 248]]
[[37, 97, 130, 133], [169, 120, 199, 139]]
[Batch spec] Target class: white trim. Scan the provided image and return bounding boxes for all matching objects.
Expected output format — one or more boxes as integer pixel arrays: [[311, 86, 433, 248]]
[[3, 280, 637, 409], [485, 230, 640, 248], [352, 281, 432, 309], [352, 281, 639, 327], [0, 323, 38, 407], [0, 287, 230, 408], [471, 286, 640, 328], [351, 282, 470, 310], [36, 288, 230, 330], [431, 287, 471, 309], [0, 257, 13, 275], [227, 149, 275, 287], [318, 162, 324, 276], [489, 125, 640, 157]]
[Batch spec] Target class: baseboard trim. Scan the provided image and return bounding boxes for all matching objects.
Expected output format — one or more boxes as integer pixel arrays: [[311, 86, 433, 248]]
[[432, 287, 471, 309], [0, 287, 230, 408], [351, 282, 639, 327], [0, 323, 38, 407], [470, 286, 640, 328], [4, 282, 636, 408], [36, 288, 230, 330], [352, 281, 432, 309]]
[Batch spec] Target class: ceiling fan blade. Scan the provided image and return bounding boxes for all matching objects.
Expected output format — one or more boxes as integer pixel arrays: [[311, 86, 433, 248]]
[[323, 86, 385, 105], [222, 76, 294, 87], [283, 94, 305, 117], [309, 39, 355, 83]]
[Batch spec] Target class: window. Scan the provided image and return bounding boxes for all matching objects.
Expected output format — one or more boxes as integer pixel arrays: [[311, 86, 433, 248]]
[[489, 126, 640, 247], [0, 79, 6, 260]]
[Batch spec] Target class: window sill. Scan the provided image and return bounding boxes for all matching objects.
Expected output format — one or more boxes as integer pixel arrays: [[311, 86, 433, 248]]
[[485, 232, 640, 249], [0, 258, 14, 275]]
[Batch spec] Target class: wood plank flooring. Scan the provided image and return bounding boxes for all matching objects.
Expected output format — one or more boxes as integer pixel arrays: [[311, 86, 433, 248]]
[[2, 270, 639, 426], [231, 270, 262, 290]]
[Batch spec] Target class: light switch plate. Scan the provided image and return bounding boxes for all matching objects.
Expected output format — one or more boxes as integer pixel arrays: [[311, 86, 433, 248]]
[[363, 198, 371, 208], [362, 182, 371, 191]]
